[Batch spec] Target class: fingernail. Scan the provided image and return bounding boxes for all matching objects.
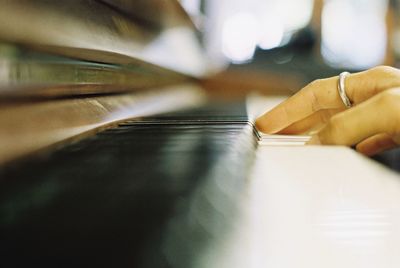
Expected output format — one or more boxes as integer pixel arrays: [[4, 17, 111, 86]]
[[307, 135, 321, 145]]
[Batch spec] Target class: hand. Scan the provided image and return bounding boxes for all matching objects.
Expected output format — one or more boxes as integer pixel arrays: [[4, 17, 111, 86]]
[[255, 66, 400, 156]]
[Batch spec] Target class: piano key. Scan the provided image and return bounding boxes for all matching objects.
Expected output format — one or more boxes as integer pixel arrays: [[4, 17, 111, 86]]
[[258, 133, 311, 146]]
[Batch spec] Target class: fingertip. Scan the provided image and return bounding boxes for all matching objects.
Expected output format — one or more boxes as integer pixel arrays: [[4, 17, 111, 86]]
[[255, 116, 273, 134], [306, 135, 321, 145], [355, 134, 397, 157], [255, 108, 288, 134], [355, 144, 376, 157]]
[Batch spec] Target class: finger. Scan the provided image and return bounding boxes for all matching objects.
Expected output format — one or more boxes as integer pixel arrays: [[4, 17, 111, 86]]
[[255, 77, 342, 133], [356, 133, 397, 156], [279, 108, 343, 135], [256, 66, 400, 134], [349, 66, 400, 103], [308, 88, 400, 146]]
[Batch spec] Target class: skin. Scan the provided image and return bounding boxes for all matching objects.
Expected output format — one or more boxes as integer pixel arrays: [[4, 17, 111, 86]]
[[255, 66, 400, 156]]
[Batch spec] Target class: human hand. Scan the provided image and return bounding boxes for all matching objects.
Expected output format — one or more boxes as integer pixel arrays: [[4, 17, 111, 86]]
[[255, 66, 400, 156]]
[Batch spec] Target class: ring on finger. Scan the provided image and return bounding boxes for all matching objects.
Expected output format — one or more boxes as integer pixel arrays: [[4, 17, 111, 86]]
[[338, 71, 352, 108]]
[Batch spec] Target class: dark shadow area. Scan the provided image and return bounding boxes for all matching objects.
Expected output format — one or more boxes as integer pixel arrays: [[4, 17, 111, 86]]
[[373, 148, 400, 173]]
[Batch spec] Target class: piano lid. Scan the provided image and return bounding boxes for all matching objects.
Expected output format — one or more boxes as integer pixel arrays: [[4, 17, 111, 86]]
[[0, 0, 209, 77]]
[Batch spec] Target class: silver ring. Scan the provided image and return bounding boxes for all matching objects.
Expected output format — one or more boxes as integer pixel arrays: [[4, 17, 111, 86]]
[[338, 71, 352, 108]]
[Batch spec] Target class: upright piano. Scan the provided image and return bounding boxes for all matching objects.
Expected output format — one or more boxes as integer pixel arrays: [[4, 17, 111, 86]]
[[1, 1, 400, 268]]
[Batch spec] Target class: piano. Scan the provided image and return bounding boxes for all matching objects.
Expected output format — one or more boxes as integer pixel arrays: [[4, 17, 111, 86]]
[[1, 1, 400, 267]]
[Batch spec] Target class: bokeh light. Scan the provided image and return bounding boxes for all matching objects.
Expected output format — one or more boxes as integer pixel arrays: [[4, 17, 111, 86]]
[[322, 0, 388, 69], [222, 13, 260, 63]]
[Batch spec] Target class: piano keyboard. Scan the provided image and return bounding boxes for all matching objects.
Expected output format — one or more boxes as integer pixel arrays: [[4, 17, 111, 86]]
[[0, 101, 257, 268]]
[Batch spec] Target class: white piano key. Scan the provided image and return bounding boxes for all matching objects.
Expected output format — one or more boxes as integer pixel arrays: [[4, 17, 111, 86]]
[[258, 133, 311, 146]]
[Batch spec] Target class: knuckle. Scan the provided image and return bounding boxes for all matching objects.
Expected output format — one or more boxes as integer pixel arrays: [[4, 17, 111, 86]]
[[371, 65, 399, 76], [309, 78, 330, 89], [322, 115, 345, 144], [318, 111, 330, 123], [371, 65, 400, 84], [329, 114, 342, 125], [309, 87, 321, 111], [303, 79, 323, 112], [377, 89, 400, 110], [306, 78, 329, 110], [307, 79, 323, 90], [312, 78, 323, 85], [376, 90, 400, 132]]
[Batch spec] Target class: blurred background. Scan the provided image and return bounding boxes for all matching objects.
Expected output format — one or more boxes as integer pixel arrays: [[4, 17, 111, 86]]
[[0, 0, 399, 98], [180, 0, 400, 93]]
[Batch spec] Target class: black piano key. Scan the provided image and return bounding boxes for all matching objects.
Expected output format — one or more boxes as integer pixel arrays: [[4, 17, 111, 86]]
[[0, 101, 257, 268]]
